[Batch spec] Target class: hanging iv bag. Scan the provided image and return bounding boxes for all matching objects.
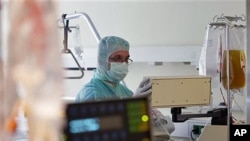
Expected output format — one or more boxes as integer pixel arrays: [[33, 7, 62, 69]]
[[199, 25, 222, 78], [221, 27, 246, 89], [72, 25, 84, 60]]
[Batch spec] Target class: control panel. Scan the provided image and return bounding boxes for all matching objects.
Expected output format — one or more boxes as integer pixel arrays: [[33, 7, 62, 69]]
[[63, 97, 152, 141]]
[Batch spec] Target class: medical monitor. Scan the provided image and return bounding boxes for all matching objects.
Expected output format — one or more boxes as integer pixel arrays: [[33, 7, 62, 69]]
[[63, 96, 153, 141]]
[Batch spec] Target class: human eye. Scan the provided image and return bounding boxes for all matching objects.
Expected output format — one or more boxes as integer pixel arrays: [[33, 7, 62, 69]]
[[116, 57, 123, 62], [112, 56, 123, 62]]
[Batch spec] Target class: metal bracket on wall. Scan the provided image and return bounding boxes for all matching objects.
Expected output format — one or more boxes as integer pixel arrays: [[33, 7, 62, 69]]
[[58, 12, 101, 79]]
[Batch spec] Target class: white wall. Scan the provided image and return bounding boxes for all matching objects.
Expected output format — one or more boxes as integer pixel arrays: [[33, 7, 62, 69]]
[[57, 0, 246, 47]]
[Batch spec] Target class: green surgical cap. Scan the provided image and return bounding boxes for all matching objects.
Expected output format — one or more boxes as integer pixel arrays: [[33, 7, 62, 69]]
[[95, 36, 130, 81]]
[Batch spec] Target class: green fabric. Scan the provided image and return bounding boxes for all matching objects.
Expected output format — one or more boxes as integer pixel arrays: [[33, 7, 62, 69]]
[[75, 74, 133, 102]]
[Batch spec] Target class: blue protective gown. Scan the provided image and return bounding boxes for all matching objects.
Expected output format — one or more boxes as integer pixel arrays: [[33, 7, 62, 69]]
[[75, 75, 133, 102]]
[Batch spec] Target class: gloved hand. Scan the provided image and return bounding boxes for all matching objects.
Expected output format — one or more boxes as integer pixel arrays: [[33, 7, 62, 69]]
[[134, 77, 152, 97]]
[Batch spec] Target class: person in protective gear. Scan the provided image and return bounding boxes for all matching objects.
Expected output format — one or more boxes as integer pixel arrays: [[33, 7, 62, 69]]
[[75, 36, 152, 102], [75, 36, 174, 140]]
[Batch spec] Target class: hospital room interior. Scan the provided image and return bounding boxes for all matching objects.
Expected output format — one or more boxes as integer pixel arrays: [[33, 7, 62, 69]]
[[1, 0, 250, 141]]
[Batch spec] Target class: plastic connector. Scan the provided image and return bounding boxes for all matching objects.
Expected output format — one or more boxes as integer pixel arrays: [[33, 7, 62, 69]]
[[192, 125, 204, 135]]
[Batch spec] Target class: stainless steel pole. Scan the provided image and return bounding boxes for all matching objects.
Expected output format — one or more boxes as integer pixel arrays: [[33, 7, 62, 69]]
[[246, 0, 250, 124], [225, 24, 231, 141]]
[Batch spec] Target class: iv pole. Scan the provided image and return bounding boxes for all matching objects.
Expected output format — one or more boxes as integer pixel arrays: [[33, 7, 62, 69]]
[[58, 12, 101, 79], [214, 15, 246, 141], [57, 11, 128, 86], [171, 15, 246, 141], [246, 1, 250, 124], [57, 12, 101, 42]]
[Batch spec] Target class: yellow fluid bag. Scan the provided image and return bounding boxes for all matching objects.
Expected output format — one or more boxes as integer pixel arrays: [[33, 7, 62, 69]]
[[222, 50, 246, 89]]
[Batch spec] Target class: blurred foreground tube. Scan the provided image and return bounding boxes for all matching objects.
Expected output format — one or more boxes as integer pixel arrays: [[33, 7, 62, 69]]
[[0, 0, 5, 139], [3, 0, 65, 140]]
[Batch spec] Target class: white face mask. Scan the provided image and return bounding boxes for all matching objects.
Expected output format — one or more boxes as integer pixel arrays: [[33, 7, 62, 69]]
[[107, 62, 129, 82]]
